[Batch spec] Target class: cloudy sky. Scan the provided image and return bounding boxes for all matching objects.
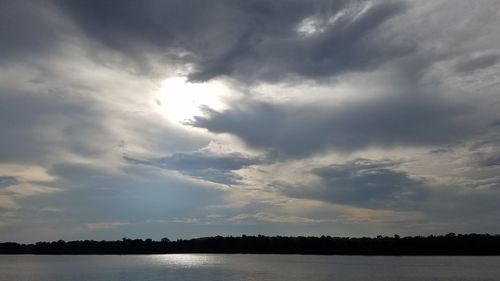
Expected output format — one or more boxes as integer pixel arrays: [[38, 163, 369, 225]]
[[1, 0, 500, 242]]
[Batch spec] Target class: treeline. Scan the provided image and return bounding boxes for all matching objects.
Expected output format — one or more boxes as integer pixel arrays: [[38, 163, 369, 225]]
[[1, 233, 500, 255]]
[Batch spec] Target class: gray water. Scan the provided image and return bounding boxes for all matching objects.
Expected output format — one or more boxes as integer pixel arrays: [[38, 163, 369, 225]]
[[0, 254, 499, 281]]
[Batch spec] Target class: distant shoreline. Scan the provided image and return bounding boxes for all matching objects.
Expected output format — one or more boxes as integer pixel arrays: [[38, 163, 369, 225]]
[[2, 233, 500, 255]]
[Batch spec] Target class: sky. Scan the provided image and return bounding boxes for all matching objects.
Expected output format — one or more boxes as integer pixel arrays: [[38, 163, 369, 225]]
[[1, 0, 500, 243]]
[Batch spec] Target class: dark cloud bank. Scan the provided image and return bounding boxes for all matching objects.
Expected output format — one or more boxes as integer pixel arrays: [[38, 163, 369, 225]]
[[55, 0, 411, 82], [282, 159, 429, 210], [190, 94, 474, 158], [125, 151, 264, 185]]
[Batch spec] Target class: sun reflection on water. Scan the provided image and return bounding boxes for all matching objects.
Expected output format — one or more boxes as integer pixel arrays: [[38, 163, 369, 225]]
[[152, 254, 219, 268]]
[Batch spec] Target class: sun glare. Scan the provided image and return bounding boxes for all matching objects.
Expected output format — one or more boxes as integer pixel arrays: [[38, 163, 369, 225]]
[[158, 76, 228, 124]]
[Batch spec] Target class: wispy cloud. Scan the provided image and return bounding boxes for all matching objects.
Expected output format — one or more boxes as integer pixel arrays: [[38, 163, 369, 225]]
[[84, 222, 129, 231]]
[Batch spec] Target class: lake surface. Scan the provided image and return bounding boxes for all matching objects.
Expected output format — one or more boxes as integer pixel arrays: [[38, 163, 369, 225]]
[[0, 254, 499, 281]]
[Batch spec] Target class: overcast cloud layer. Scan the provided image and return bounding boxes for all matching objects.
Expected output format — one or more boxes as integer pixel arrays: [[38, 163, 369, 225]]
[[1, 0, 500, 242]]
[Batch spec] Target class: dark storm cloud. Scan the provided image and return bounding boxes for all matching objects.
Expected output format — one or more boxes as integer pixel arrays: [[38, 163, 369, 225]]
[[190, 92, 474, 157], [282, 159, 429, 209], [55, 0, 409, 82], [489, 119, 500, 128], [478, 155, 500, 167], [188, 1, 410, 82], [454, 53, 498, 74], [0, 176, 18, 188], [0, 1, 66, 64], [428, 148, 453, 154], [0, 84, 108, 163], [125, 151, 263, 185], [153, 151, 262, 171]]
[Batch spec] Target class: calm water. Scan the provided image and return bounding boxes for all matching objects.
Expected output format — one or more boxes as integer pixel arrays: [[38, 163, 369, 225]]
[[0, 254, 499, 281]]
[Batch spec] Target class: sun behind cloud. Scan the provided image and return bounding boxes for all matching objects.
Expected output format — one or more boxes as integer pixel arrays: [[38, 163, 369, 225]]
[[158, 76, 229, 124]]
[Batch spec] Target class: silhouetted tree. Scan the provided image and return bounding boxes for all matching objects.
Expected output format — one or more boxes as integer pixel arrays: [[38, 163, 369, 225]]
[[1, 233, 500, 255]]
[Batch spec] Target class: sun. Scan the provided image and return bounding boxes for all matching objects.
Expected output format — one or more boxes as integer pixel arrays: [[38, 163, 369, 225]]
[[158, 76, 229, 124]]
